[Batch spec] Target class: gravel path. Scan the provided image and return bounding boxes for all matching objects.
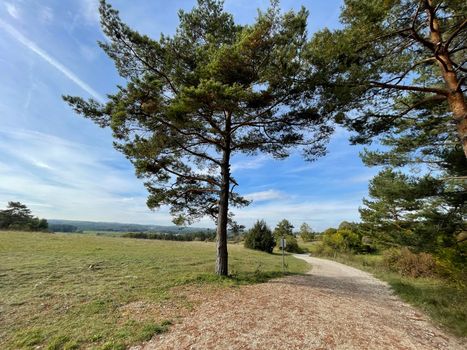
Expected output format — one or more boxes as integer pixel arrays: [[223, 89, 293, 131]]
[[134, 254, 465, 350]]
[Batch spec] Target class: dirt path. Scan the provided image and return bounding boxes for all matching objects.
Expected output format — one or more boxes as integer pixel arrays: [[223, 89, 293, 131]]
[[134, 255, 464, 350]]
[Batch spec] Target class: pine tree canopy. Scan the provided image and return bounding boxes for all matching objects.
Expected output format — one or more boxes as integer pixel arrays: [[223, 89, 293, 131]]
[[308, 0, 467, 158]]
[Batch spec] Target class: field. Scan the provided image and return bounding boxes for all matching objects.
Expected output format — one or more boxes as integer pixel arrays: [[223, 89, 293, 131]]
[[0, 231, 309, 349]]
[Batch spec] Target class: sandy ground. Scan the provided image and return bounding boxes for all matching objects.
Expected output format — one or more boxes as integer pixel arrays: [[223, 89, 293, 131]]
[[132, 255, 465, 350]]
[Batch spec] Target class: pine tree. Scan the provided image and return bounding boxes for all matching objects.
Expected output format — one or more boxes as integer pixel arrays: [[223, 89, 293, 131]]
[[273, 219, 300, 252], [244, 220, 275, 253], [64, 0, 331, 275], [308, 0, 467, 157]]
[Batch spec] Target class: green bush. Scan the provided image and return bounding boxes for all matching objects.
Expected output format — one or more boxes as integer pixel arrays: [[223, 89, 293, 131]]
[[433, 247, 466, 285], [280, 235, 302, 253], [320, 227, 365, 254], [244, 220, 275, 253]]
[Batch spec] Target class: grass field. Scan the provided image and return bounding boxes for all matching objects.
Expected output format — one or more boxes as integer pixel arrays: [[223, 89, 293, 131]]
[[304, 248, 467, 338], [0, 231, 309, 349]]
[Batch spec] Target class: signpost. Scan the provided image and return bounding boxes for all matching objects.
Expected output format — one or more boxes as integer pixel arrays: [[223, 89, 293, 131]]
[[280, 236, 286, 273]]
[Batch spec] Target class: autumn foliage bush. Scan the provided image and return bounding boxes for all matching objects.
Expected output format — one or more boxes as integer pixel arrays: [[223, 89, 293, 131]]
[[382, 248, 436, 278]]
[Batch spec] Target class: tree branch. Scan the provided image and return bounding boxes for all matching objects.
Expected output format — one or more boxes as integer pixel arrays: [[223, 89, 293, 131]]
[[368, 81, 449, 95], [444, 19, 467, 51]]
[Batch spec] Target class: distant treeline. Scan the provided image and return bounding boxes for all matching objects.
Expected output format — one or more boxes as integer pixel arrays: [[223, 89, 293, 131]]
[[123, 231, 216, 241], [48, 224, 80, 232], [47, 219, 213, 234]]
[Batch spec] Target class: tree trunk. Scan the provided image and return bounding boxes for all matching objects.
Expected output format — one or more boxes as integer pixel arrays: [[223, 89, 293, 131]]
[[215, 114, 232, 276], [447, 90, 467, 159], [427, 1, 467, 158]]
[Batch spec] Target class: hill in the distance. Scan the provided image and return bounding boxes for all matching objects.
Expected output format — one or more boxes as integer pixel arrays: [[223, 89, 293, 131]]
[[48, 219, 214, 234]]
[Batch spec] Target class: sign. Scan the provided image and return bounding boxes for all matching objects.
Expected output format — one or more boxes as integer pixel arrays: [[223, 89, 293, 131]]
[[280, 238, 287, 249]]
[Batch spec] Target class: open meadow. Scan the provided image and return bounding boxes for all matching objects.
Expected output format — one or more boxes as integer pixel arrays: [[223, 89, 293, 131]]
[[0, 231, 309, 349]]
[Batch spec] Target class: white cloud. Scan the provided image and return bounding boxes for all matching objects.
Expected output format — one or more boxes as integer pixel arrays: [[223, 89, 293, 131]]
[[0, 129, 366, 230], [5, 2, 20, 19], [231, 155, 269, 172], [0, 129, 174, 224], [0, 19, 104, 102], [33, 161, 53, 170], [244, 189, 286, 202], [232, 198, 363, 231]]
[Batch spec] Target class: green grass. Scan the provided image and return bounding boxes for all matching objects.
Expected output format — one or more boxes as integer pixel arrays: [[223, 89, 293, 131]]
[[0, 231, 309, 349], [305, 250, 467, 338], [296, 238, 318, 253]]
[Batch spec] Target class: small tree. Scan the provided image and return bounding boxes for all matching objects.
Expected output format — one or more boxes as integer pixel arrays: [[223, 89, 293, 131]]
[[273, 219, 301, 253], [273, 219, 294, 239], [299, 222, 314, 242], [244, 220, 275, 253]]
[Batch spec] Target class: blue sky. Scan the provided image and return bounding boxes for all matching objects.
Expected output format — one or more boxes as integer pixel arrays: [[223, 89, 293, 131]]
[[0, 0, 380, 231]]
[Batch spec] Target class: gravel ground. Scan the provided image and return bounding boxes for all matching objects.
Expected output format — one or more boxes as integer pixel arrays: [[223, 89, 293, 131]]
[[132, 254, 465, 350]]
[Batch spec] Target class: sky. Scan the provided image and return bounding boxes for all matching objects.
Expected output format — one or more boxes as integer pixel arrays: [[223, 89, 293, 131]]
[[0, 0, 382, 231]]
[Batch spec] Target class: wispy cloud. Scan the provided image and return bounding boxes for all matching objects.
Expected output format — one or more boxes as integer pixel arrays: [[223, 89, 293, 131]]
[[0, 19, 104, 102], [80, 0, 100, 25], [4, 2, 20, 19], [231, 155, 269, 172], [233, 197, 363, 231], [0, 129, 173, 224], [244, 189, 287, 202]]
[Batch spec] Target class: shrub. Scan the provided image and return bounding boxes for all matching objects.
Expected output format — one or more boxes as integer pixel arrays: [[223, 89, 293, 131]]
[[434, 247, 467, 285], [382, 247, 436, 278], [320, 227, 365, 254], [244, 220, 275, 253], [280, 235, 303, 253], [311, 242, 335, 256]]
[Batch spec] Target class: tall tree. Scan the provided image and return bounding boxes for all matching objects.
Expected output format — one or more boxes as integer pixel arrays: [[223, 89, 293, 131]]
[[308, 0, 467, 157], [355, 63, 466, 254], [64, 0, 331, 275]]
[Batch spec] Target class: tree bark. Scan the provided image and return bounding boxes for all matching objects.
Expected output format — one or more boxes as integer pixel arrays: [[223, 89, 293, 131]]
[[215, 113, 232, 276], [426, 0, 467, 158]]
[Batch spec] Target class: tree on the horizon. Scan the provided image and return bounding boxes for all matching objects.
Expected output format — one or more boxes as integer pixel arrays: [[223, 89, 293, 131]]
[[0, 201, 48, 231], [273, 219, 294, 239], [64, 0, 331, 275], [299, 222, 314, 242], [308, 0, 467, 158]]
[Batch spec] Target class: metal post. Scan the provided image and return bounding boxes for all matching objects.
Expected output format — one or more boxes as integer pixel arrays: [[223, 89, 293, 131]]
[[281, 235, 285, 273]]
